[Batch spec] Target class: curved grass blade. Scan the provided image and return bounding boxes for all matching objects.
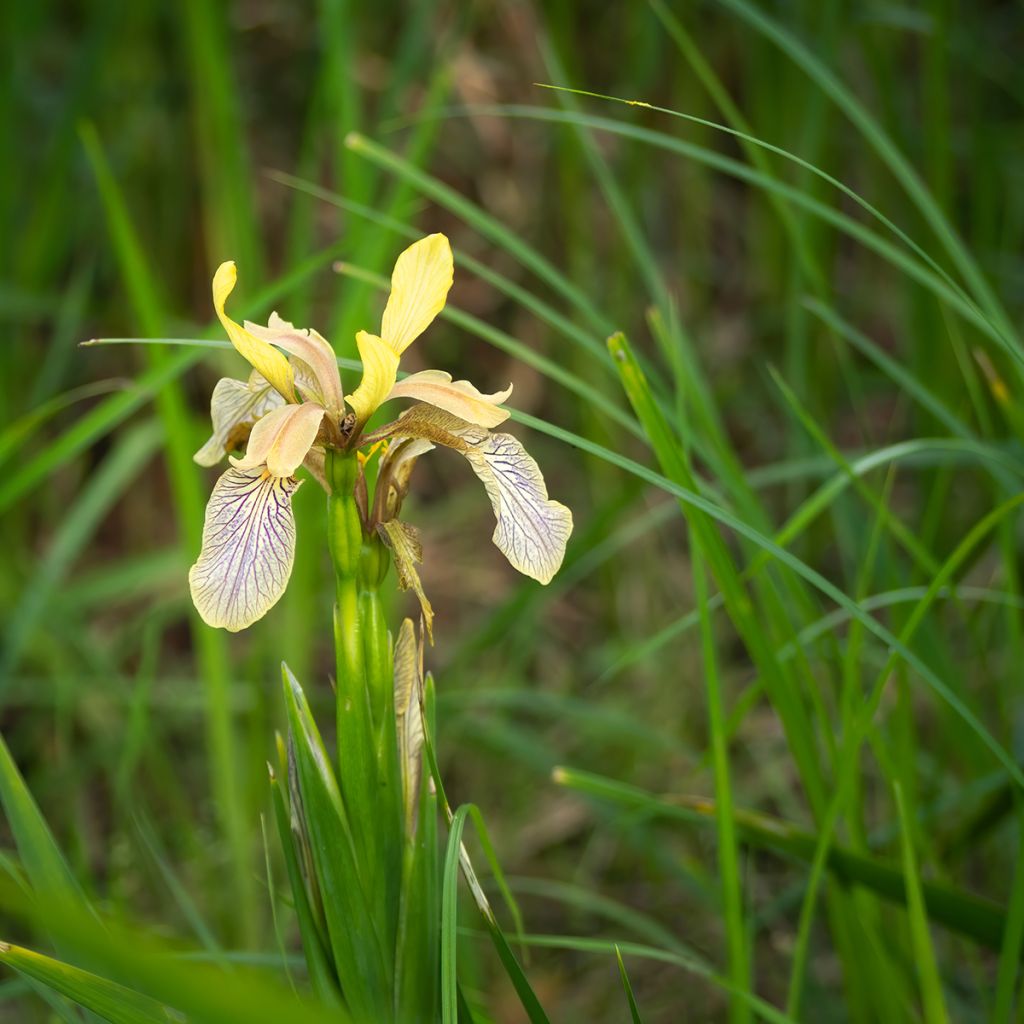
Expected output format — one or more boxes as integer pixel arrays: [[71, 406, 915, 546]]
[[441, 804, 469, 1024], [344, 131, 616, 349], [553, 767, 1008, 950], [602, 333, 1023, 789], [0, 943, 174, 1024], [447, 106, 1009, 357], [709, 0, 1019, 353]]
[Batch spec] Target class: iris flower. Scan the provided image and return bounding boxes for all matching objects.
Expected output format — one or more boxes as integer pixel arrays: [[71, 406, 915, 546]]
[[189, 234, 573, 632]]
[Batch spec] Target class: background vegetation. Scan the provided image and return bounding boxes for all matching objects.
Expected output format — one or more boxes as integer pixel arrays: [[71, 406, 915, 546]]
[[2, 0, 1024, 1020]]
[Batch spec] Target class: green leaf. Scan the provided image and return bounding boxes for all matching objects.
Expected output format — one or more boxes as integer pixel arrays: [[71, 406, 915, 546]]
[[281, 663, 391, 1020], [893, 783, 950, 1023], [0, 943, 174, 1024], [615, 946, 645, 1024], [554, 766, 1008, 950]]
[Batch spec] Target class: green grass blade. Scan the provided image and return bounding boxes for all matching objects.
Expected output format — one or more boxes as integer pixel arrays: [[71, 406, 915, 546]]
[[711, 0, 1020, 353], [282, 664, 391, 1020], [615, 946, 646, 1024], [893, 782, 950, 1023], [0, 943, 173, 1024], [1, 419, 161, 684], [452, 105, 1010, 357], [515, 380, 1024, 790], [993, 805, 1024, 1021], [441, 804, 470, 1024], [344, 132, 616, 349], [693, 547, 750, 1022], [554, 767, 1008, 950]]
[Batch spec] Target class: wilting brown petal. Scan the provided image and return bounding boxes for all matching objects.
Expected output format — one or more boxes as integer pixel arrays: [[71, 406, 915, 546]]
[[377, 519, 434, 642]]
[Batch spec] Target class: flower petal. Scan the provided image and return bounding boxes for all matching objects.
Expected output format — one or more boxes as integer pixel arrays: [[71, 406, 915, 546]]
[[213, 262, 297, 402], [231, 402, 325, 478], [377, 519, 434, 642], [189, 467, 302, 632], [346, 331, 401, 424], [386, 369, 512, 428], [375, 437, 435, 522], [385, 406, 572, 584], [245, 312, 344, 422], [194, 372, 286, 467], [381, 234, 454, 354]]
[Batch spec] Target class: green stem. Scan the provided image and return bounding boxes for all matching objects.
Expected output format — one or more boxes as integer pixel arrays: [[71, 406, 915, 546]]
[[325, 448, 400, 1010]]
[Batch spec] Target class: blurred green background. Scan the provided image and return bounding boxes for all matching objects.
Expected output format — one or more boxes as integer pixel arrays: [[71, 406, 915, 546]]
[[3, 0, 1024, 1020]]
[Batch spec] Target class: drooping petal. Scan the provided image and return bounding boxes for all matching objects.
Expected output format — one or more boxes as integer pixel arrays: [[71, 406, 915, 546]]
[[231, 402, 325, 478], [189, 467, 302, 632], [375, 437, 435, 522], [380, 234, 453, 355], [194, 372, 286, 467], [245, 312, 344, 422], [377, 519, 434, 642], [392, 618, 425, 835], [346, 331, 401, 424], [386, 369, 512, 428], [213, 262, 297, 402], [384, 406, 573, 584]]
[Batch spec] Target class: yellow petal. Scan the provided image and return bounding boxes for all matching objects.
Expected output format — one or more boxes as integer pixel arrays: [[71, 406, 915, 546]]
[[189, 468, 302, 632], [213, 262, 297, 402], [381, 234, 453, 354], [346, 331, 401, 424], [245, 312, 344, 422], [231, 403, 325, 478], [387, 369, 512, 428]]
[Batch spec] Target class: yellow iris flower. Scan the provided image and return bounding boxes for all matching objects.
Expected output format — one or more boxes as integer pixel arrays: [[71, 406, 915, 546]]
[[189, 234, 572, 632]]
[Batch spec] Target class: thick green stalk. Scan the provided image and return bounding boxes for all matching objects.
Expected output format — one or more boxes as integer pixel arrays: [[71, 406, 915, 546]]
[[325, 448, 402, 1014]]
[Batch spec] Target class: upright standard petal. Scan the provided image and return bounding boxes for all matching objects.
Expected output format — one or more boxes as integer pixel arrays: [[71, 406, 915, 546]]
[[245, 312, 344, 422], [386, 369, 512, 428], [346, 330, 401, 424], [213, 262, 297, 403], [189, 467, 302, 632], [194, 372, 286, 467], [231, 402, 325, 478], [384, 406, 573, 584], [380, 234, 454, 354]]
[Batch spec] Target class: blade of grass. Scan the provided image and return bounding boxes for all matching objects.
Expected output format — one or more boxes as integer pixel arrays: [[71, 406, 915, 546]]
[[615, 946, 646, 1024], [0, 943, 172, 1024], [693, 545, 750, 1022], [994, 804, 1024, 1021], [80, 121, 255, 943], [893, 782, 950, 1023], [553, 767, 1007, 949], [710, 0, 1020, 354]]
